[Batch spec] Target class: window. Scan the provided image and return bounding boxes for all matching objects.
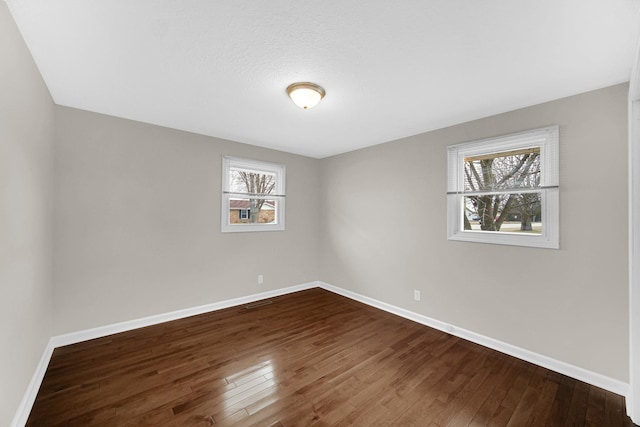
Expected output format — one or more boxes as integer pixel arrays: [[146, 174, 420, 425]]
[[447, 126, 559, 248], [222, 156, 285, 232]]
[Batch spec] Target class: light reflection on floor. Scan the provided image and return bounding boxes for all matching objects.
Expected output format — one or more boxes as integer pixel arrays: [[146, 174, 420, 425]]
[[219, 359, 278, 421]]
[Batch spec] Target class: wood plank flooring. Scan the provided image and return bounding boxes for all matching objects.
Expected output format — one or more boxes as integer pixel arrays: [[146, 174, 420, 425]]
[[27, 288, 633, 426]]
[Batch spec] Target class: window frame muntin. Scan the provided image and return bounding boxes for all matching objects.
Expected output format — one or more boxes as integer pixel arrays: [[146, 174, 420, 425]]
[[221, 156, 286, 233], [447, 126, 559, 249]]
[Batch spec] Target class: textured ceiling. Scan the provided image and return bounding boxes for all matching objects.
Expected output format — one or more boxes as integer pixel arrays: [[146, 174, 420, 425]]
[[5, 0, 640, 158]]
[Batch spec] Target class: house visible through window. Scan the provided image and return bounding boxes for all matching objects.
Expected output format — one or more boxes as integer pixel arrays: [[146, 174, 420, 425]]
[[221, 157, 285, 232], [447, 126, 559, 248]]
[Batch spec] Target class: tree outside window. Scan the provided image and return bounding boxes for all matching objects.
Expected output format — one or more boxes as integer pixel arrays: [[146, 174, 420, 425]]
[[222, 157, 285, 232], [229, 168, 276, 224], [447, 126, 559, 249], [463, 147, 541, 234]]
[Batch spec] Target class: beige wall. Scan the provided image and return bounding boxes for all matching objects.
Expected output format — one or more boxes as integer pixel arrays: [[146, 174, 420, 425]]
[[320, 84, 629, 382], [53, 107, 320, 334], [0, 2, 54, 425], [0, 1, 632, 419]]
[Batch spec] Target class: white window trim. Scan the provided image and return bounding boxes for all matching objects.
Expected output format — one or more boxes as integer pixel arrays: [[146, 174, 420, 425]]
[[447, 126, 559, 249], [221, 156, 286, 233]]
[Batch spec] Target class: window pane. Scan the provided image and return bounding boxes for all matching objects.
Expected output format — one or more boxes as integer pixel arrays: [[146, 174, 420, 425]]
[[229, 198, 277, 224], [463, 192, 541, 234], [229, 168, 277, 195], [464, 147, 540, 192]]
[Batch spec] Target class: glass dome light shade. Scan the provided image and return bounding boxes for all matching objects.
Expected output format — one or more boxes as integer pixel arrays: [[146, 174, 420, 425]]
[[286, 82, 326, 109]]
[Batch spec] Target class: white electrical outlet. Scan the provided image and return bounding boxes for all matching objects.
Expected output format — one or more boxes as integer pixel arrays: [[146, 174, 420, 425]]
[[413, 290, 421, 301], [258, 274, 264, 285]]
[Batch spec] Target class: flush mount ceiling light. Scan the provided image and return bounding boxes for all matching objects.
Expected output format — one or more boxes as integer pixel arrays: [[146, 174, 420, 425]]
[[286, 82, 326, 110]]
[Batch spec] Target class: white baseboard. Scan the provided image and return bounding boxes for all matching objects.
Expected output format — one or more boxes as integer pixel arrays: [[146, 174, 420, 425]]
[[10, 338, 55, 427], [317, 281, 630, 398], [51, 282, 318, 348], [13, 280, 630, 426], [11, 281, 317, 426]]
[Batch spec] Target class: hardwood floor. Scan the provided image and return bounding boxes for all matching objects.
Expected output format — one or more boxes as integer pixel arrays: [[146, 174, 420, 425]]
[[28, 288, 633, 426]]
